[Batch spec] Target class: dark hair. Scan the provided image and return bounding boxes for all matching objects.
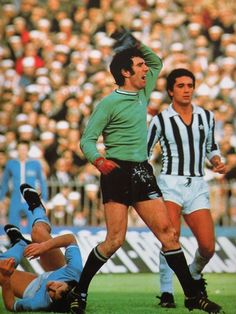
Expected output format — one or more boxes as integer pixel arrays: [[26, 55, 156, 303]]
[[110, 47, 144, 86], [50, 280, 77, 313], [166, 68, 195, 99], [17, 140, 30, 147]]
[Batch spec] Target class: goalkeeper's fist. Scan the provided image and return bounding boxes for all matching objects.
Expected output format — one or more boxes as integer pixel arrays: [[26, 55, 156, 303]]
[[93, 157, 119, 175], [110, 27, 140, 52]]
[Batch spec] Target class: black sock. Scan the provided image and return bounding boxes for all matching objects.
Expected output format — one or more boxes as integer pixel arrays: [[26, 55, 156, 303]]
[[75, 245, 108, 295], [162, 248, 197, 298]]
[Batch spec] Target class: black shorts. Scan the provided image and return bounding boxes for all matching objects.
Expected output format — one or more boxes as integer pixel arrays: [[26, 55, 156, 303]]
[[100, 159, 162, 206]]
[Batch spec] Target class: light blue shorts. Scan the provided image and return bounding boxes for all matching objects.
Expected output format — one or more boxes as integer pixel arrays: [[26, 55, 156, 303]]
[[157, 174, 210, 215]]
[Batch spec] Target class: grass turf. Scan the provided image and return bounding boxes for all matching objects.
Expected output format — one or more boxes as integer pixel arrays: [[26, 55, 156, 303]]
[[0, 273, 235, 313]]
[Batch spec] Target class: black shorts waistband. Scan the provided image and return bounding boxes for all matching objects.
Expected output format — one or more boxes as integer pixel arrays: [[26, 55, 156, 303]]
[[108, 158, 148, 167]]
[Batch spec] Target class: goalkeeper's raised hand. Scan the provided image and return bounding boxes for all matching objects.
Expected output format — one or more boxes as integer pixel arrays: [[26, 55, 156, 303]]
[[111, 27, 140, 52]]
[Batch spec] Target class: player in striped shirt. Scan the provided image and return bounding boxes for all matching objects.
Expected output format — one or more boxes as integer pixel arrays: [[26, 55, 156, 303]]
[[147, 68, 226, 308], [70, 30, 223, 314]]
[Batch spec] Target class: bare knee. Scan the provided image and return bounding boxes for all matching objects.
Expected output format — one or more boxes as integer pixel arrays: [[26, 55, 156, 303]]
[[199, 245, 215, 259], [100, 234, 125, 257], [31, 222, 51, 243], [159, 225, 180, 251], [107, 236, 125, 253]]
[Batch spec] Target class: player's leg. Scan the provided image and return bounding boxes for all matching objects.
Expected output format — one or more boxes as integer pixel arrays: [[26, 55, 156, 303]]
[[70, 201, 128, 314], [98, 202, 128, 256], [0, 258, 36, 302], [134, 198, 197, 294], [132, 162, 200, 298], [0, 227, 37, 298], [4, 264, 37, 298], [71, 161, 130, 294], [184, 208, 214, 296], [135, 199, 222, 313], [20, 183, 66, 270], [157, 201, 182, 308], [182, 178, 214, 296]]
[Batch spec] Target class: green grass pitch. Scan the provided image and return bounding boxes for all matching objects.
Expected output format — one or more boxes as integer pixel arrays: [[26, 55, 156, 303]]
[[0, 273, 235, 313]]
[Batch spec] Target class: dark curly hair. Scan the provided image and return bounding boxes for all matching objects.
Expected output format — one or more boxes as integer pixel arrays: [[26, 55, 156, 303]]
[[110, 47, 144, 86], [49, 280, 78, 313]]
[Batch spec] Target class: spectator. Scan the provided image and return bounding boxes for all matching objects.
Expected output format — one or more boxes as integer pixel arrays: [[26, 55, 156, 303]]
[[18, 56, 37, 87], [49, 157, 75, 190], [13, 16, 30, 44], [0, 141, 48, 231], [15, 42, 44, 75]]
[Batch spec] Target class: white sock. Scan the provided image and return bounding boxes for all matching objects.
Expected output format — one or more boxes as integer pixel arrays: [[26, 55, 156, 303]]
[[189, 249, 210, 280], [159, 251, 174, 294]]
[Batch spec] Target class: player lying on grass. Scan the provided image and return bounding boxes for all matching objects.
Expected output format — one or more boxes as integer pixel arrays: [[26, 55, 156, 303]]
[[0, 183, 83, 312]]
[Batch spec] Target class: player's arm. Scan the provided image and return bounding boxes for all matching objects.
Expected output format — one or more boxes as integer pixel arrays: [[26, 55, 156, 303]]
[[80, 99, 111, 163], [147, 115, 162, 159], [206, 111, 226, 174], [111, 28, 163, 99], [140, 43, 163, 98], [210, 155, 226, 174], [80, 100, 119, 175], [24, 234, 77, 259], [0, 258, 15, 311]]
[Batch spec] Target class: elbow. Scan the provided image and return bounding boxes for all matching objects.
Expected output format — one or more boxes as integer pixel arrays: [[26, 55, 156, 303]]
[[65, 234, 77, 247]]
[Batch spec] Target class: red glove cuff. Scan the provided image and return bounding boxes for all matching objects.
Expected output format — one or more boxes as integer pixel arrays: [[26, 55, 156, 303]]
[[94, 157, 119, 175], [94, 157, 105, 168]]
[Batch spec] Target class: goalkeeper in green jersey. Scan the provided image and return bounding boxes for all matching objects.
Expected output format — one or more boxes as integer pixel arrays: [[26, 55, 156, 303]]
[[69, 29, 223, 314]]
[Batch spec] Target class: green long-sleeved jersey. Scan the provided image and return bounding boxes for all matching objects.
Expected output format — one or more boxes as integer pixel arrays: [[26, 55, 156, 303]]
[[80, 44, 163, 163]]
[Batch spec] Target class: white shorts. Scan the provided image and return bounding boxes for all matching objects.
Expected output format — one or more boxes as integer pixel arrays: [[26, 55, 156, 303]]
[[157, 174, 210, 215]]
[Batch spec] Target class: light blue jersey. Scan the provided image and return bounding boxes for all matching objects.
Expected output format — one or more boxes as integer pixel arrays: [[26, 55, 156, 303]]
[[14, 245, 82, 312], [1, 206, 82, 312]]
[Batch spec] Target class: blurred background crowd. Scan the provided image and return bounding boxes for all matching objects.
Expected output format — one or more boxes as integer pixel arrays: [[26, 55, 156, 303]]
[[0, 0, 236, 229]]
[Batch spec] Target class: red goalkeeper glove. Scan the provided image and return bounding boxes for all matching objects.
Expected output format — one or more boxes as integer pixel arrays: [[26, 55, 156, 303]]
[[93, 157, 119, 175]]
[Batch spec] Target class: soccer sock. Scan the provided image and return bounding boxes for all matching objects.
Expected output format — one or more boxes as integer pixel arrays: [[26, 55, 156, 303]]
[[159, 250, 174, 294], [75, 245, 109, 295], [161, 248, 197, 298], [32, 207, 50, 227], [189, 249, 210, 280], [0, 240, 26, 266]]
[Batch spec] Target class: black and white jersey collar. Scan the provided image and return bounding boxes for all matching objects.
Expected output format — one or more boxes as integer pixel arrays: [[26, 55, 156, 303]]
[[168, 103, 200, 117]]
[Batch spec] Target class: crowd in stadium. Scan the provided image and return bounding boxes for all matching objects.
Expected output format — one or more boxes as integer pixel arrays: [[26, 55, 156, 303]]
[[0, 0, 236, 228]]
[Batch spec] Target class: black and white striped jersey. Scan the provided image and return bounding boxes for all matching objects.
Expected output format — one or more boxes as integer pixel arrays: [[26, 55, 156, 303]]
[[147, 104, 221, 177]]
